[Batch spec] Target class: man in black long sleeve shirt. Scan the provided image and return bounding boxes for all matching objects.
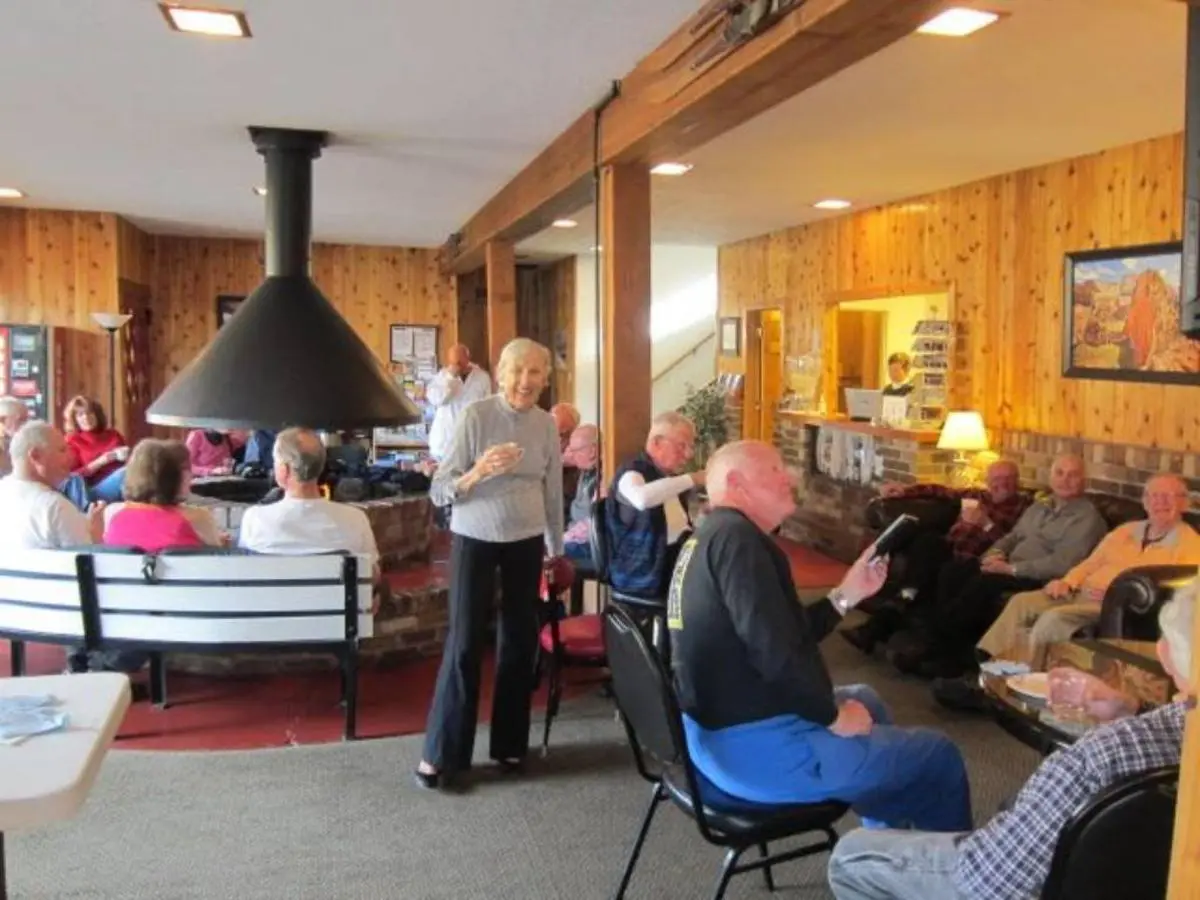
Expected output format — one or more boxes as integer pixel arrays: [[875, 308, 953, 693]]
[[668, 441, 972, 832]]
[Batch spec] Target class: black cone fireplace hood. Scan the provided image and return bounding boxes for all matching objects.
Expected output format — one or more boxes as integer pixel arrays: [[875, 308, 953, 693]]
[[146, 126, 421, 431]]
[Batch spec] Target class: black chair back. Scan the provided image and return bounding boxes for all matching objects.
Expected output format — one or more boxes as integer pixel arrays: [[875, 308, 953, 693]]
[[603, 604, 682, 772], [589, 497, 610, 582], [1041, 765, 1178, 900]]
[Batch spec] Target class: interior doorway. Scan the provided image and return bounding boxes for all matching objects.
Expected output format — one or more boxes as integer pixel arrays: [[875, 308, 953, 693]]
[[743, 308, 784, 441]]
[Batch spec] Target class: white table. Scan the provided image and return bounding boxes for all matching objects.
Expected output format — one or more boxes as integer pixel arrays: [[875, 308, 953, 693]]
[[0, 673, 131, 899]]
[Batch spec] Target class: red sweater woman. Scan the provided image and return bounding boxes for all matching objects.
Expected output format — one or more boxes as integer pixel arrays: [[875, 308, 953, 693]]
[[62, 395, 130, 505]]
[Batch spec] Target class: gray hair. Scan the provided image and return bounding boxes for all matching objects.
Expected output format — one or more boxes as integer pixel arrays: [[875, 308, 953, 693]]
[[648, 411, 694, 440], [497, 338, 551, 381], [1160, 579, 1197, 678], [273, 427, 326, 482], [0, 396, 26, 424], [9, 420, 58, 465]]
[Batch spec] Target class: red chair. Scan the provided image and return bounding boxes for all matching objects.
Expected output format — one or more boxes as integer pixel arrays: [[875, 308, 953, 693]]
[[537, 556, 608, 754]]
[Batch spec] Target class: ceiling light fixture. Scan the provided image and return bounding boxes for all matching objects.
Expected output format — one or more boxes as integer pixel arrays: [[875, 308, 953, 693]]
[[0, 187, 25, 200], [650, 162, 693, 176], [252, 186, 267, 196], [813, 199, 852, 210], [160, 4, 252, 38], [551, 218, 578, 229], [916, 8, 1000, 37]]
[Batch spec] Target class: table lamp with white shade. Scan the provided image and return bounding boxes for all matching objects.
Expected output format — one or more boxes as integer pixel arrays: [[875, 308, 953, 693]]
[[937, 410, 989, 488], [91, 312, 133, 425]]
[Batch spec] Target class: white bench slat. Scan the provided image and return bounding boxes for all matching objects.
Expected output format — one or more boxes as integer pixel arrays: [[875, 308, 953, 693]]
[[0, 548, 81, 578], [0, 575, 81, 608], [0, 602, 85, 638], [91, 582, 372, 614], [98, 613, 374, 644], [90, 553, 371, 583]]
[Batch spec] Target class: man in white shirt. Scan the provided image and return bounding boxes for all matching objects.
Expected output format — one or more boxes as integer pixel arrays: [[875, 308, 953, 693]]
[[605, 411, 704, 597], [238, 428, 382, 606], [0, 420, 102, 549], [426, 344, 493, 462], [0, 421, 122, 675]]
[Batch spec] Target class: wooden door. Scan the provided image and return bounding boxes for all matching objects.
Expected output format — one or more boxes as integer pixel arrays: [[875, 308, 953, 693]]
[[834, 309, 885, 412], [119, 279, 153, 442], [758, 309, 783, 441]]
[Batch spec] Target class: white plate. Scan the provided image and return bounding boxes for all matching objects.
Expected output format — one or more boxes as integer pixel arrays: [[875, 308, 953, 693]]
[[1006, 672, 1050, 702]]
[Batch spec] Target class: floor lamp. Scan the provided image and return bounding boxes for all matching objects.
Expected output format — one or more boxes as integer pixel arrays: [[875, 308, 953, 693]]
[[91, 312, 133, 423]]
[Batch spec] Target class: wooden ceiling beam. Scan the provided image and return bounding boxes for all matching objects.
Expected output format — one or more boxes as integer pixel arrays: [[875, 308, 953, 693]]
[[440, 0, 950, 274]]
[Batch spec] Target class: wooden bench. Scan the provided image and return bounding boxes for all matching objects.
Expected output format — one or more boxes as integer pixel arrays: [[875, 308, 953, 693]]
[[0, 549, 374, 740]]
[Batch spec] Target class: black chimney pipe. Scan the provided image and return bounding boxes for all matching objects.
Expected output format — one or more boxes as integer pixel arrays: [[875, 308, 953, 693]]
[[253, 126, 322, 277], [145, 126, 422, 431]]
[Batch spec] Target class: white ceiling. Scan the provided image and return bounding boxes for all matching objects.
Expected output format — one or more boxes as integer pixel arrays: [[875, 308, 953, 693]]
[[0, 0, 702, 246], [522, 0, 1188, 256]]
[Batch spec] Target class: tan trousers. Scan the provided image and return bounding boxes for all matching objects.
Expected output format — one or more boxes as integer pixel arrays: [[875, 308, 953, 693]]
[[976, 589, 1101, 669]]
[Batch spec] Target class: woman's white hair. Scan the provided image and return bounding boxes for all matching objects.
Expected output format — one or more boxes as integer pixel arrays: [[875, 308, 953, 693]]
[[1159, 577, 1197, 679], [497, 337, 551, 380]]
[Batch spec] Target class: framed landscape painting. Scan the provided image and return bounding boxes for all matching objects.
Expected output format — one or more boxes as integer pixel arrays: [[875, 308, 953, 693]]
[[1063, 242, 1200, 384]]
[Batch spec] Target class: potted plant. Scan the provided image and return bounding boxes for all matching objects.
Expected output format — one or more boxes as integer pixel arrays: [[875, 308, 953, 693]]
[[680, 382, 729, 471]]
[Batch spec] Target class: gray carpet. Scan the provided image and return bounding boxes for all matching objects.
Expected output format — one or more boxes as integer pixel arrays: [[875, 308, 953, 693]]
[[6, 637, 1040, 900]]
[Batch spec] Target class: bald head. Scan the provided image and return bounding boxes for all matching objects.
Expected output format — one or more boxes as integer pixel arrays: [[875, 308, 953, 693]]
[[1144, 473, 1189, 530], [445, 343, 471, 375], [706, 440, 797, 533], [1048, 453, 1085, 501], [984, 459, 1019, 502], [550, 403, 581, 449], [563, 423, 600, 470]]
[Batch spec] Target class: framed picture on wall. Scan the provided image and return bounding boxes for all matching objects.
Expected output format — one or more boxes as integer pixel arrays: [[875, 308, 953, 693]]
[[719, 316, 741, 357], [216, 295, 245, 329], [1063, 242, 1200, 384]]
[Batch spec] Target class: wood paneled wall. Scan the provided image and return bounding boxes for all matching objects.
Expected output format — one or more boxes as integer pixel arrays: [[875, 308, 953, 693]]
[[147, 235, 456, 401], [718, 132, 1198, 451], [0, 208, 123, 428]]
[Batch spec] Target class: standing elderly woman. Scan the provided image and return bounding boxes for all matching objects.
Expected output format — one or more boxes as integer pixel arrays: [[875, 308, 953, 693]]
[[415, 337, 564, 789]]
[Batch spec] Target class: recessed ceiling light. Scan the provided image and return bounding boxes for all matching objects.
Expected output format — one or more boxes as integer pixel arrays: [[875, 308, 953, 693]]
[[252, 186, 267, 196], [551, 218, 577, 229], [160, 4, 252, 38], [650, 162, 693, 176], [0, 187, 25, 200], [813, 199, 852, 210], [916, 8, 1000, 37]]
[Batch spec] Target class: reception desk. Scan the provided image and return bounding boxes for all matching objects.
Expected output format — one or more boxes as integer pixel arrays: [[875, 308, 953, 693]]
[[775, 411, 953, 562]]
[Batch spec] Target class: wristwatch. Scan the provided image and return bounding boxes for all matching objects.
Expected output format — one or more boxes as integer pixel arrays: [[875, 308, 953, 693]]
[[829, 587, 853, 616]]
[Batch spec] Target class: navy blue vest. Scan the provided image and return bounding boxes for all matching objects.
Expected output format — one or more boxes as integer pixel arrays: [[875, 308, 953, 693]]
[[606, 453, 688, 596]]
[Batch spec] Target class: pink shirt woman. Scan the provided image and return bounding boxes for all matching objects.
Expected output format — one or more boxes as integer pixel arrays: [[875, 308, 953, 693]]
[[101, 438, 210, 552], [105, 503, 204, 552]]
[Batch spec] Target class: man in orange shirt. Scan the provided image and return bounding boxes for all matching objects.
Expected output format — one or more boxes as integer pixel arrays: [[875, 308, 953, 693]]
[[978, 473, 1200, 669]]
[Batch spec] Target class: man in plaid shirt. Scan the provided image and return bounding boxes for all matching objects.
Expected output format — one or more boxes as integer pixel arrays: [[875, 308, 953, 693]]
[[828, 586, 1191, 899], [842, 460, 1030, 656]]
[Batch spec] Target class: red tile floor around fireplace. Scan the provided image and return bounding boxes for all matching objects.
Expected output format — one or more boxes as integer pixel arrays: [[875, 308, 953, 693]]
[[0, 538, 847, 752]]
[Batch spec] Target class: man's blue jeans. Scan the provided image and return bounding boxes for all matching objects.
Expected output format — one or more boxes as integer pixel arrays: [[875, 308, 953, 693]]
[[827, 828, 968, 900]]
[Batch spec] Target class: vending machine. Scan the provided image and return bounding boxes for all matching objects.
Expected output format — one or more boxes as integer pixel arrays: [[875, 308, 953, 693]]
[[0, 325, 105, 425]]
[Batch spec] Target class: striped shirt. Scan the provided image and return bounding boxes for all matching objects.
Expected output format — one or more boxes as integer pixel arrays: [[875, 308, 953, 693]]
[[954, 701, 1185, 898], [430, 394, 564, 555]]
